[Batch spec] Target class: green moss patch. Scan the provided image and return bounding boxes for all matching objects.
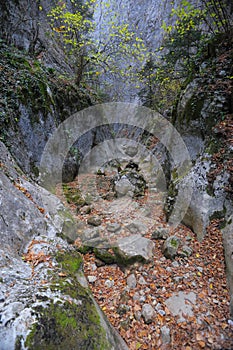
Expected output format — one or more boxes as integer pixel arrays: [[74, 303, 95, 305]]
[[25, 300, 110, 350], [56, 250, 83, 274], [62, 184, 86, 208]]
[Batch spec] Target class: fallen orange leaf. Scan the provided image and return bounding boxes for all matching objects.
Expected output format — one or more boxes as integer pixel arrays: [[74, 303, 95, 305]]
[[198, 340, 205, 348]]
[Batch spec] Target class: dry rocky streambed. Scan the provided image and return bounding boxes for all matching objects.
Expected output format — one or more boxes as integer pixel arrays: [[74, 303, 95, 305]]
[[57, 158, 233, 350]]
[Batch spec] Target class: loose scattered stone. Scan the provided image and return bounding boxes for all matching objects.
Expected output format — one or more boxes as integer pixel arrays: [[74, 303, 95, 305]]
[[127, 274, 137, 289], [113, 161, 147, 198], [161, 325, 171, 344], [124, 145, 138, 157], [173, 276, 183, 283], [117, 304, 131, 316], [95, 259, 105, 267], [83, 237, 108, 248], [80, 205, 92, 215], [162, 235, 181, 260], [180, 245, 193, 257], [93, 248, 116, 264], [139, 295, 146, 303], [141, 304, 156, 324], [87, 215, 102, 226], [114, 177, 135, 197], [155, 303, 162, 311], [171, 261, 180, 268], [134, 310, 142, 321], [114, 234, 155, 265], [105, 279, 114, 288], [138, 276, 147, 285], [152, 227, 169, 240], [133, 292, 140, 301], [87, 276, 97, 283], [91, 263, 97, 271], [83, 228, 100, 242], [158, 309, 166, 317], [197, 266, 203, 273]]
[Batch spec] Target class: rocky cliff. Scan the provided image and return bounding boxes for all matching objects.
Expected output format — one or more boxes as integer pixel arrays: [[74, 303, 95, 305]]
[[0, 0, 102, 181], [165, 33, 233, 315]]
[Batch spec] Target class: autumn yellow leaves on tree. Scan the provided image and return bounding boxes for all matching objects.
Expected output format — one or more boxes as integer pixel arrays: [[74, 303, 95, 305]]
[[46, 0, 148, 87], [44, 0, 232, 109]]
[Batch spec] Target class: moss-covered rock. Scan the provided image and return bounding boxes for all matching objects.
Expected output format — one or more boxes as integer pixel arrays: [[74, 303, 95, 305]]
[[24, 250, 126, 349], [93, 248, 117, 264], [162, 236, 180, 260], [25, 300, 111, 350]]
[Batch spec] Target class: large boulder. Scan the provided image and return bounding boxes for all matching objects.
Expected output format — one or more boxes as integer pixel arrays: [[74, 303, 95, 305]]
[[0, 142, 128, 350], [170, 157, 231, 241], [165, 291, 197, 323], [113, 234, 155, 265]]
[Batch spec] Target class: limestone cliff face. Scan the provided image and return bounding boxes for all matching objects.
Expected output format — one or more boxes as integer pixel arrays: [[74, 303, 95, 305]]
[[168, 35, 233, 239], [0, 0, 96, 180], [0, 0, 73, 73], [93, 0, 178, 101]]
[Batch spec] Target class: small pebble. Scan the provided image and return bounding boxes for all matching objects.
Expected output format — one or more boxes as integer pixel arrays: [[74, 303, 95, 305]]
[[105, 279, 114, 288], [133, 292, 140, 301], [197, 266, 203, 273], [127, 274, 137, 289], [155, 302, 162, 311], [161, 325, 171, 344], [141, 304, 156, 324], [171, 261, 179, 268], [139, 296, 146, 303], [134, 310, 142, 321]]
